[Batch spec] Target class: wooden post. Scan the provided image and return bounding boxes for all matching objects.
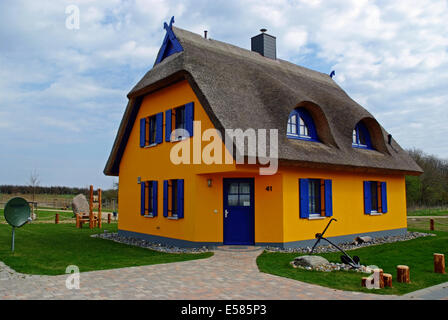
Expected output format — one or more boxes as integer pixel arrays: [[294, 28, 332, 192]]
[[76, 214, 79, 228], [361, 277, 371, 287], [89, 185, 94, 229], [383, 273, 393, 288], [378, 269, 385, 289], [397, 265, 410, 283], [98, 188, 102, 229], [430, 219, 435, 231], [55, 213, 59, 224], [434, 253, 446, 274], [108, 213, 111, 224]]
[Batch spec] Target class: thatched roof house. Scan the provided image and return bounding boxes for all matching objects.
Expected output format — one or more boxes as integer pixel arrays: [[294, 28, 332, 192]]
[[104, 19, 421, 248]]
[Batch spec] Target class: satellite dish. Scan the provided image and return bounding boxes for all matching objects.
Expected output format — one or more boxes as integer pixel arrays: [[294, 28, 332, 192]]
[[4, 197, 31, 228], [4, 197, 31, 252]]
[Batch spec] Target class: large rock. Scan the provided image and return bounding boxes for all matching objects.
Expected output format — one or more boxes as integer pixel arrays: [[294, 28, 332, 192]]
[[354, 236, 373, 245], [293, 255, 330, 268], [72, 194, 89, 216]]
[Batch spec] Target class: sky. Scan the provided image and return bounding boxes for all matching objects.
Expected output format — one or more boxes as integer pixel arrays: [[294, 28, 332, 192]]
[[0, 0, 447, 189]]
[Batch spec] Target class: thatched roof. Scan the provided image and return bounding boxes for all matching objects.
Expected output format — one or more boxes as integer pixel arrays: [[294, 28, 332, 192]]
[[104, 26, 422, 176]]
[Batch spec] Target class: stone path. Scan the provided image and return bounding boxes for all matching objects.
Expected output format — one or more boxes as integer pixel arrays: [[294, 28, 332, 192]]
[[403, 282, 448, 300], [0, 246, 443, 300]]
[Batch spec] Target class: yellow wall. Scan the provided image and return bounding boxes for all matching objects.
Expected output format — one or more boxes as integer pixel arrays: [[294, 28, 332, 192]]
[[118, 80, 407, 245], [281, 167, 407, 243], [119, 80, 236, 243]]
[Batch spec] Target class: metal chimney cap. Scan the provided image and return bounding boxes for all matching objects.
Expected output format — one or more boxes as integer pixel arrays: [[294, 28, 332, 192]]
[[260, 28, 267, 33]]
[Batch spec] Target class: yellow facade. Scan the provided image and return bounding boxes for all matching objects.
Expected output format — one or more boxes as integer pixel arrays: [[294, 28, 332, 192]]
[[118, 80, 408, 246]]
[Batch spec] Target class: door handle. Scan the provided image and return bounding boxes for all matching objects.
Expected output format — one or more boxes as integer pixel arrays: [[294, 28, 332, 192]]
[[225, 209, 229, 218]]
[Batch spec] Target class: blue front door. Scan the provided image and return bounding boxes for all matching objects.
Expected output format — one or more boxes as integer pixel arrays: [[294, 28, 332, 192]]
[[223, 178, 255, 245]]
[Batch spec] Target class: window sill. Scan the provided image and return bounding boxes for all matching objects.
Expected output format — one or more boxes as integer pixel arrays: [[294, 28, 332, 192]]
[[369, 212, 383, 216], [287, 135, 318, 142], [352, 144, 372, 150], [308, 215, 326, 220], [143, 214, 155, 218], [144, 144, 158, 148], [167, 216, 179, 220], [170, 137, 189, 143]]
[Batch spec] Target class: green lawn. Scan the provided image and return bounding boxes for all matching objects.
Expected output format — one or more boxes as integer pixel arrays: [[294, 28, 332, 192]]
[[0, 223, 212, 275], [257, 229, 448, 295], [408, 208, 448, 216]]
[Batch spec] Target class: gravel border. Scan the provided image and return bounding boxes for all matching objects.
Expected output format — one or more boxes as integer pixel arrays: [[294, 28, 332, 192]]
[[265, 231, 433, 254], [92, 232, 211, 254], [93, 231, 432, 255]]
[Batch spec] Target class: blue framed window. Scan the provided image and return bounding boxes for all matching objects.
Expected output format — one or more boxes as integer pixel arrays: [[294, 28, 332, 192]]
[[140, 181, 158, 217], [140, 113, 163, 147], [287, 108, 318, 141], [363, 181, 388, 215], [308, 179, 321, 215], [299, 178, 333, 219], [227, 182, 251, 207], [165, 103, 194, 141], [352, 122, 372, 149], [163, 179, 184, 219], [175, 106, 186, 131]]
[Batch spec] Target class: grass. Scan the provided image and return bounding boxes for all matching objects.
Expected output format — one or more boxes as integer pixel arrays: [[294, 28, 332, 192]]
[[408, 218, 448, 232], [257, 229, 448, 295], [0, 208, 115, 223], [0, 223, 213, 275], [408, 208, 448, 216]]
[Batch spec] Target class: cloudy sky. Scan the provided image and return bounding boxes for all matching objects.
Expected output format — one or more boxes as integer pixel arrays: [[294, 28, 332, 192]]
[[1, 0, 447, 189]]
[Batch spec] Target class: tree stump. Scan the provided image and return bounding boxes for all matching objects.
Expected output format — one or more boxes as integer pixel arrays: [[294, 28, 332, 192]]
[[378, 269, 385, 288], [434, 253, 445, 274], [55, 213, 59, 224], [383, 273, 393, 288], [397, 265, 410, 283], [430, 219, 435, 231], [361, 277, 371, 287], [108, 213, 111, 224]]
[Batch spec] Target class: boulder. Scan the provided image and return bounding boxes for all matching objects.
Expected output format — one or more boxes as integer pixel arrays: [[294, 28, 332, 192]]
[[293, 255, 330, 268], [72, 194, 89, 216], [354, 236, 373, 245]]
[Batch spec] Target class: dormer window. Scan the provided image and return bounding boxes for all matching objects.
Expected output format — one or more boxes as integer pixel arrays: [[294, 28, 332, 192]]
[[287, 108, 318, 141], [352, 122, 372, 149]]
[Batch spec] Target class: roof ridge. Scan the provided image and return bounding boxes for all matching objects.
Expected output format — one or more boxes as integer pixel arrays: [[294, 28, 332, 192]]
[[171, 26, 336, 88]]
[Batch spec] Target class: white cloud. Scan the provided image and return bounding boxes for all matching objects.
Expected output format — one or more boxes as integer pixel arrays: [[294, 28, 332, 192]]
[[1, 0, 448, 188]]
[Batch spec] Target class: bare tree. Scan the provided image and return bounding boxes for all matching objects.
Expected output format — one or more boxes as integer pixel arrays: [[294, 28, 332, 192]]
[[29, 170, 40, 218]]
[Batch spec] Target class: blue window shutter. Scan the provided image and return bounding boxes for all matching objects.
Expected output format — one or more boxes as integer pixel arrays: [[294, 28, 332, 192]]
[[185, 102, 194, 137], [140, 118, 146, 147], [152, 181, 158, 216], [155, 113, 163, 144], [177, 179, 184, 218], [165, 110, 172, 142], [364, 181, 371, 214], [140, 182, 146, 215], [299, 179, 309, 219], [324, 180, 333, 217], [163, 180, 169, 217], [381, 182, 388, 213]]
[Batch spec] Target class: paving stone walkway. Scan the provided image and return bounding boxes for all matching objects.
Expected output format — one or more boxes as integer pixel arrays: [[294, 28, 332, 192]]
[[0, 246, 435, 300]]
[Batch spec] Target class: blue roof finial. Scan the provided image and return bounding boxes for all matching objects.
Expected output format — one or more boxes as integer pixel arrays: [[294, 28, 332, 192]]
[[164, 16, 175, 31], [155, 16, 183, 66]]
